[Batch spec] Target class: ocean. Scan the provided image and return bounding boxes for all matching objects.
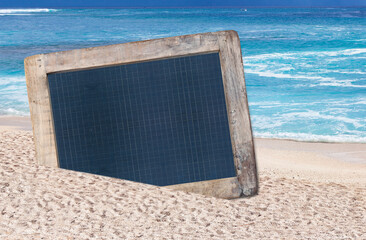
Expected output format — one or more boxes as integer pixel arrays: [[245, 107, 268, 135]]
[[0, 8, 365, 142]]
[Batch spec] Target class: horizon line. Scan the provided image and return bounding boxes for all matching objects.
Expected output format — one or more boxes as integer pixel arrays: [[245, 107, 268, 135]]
[[0, 6, 365, 9]]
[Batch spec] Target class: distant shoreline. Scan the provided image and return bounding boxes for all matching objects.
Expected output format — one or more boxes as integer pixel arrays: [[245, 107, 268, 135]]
[[0, 6, 365, 10], [1, 115, 365, 144], [1, 115, 365, 165]]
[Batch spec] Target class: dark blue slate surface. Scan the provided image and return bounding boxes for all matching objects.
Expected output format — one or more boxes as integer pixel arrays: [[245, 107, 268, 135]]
[[48, 53, 236, 186]]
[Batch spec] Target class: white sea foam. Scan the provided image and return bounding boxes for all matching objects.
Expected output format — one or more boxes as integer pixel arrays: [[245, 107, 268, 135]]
[[0, 8, 57, 14], [251, 111, 366, 143], [318, 82, 366, 88], [250, 101, 318, 108], [254, 132, 366, 143], [0, 76, 28, 104], [0, 108, 28, 116], [337, 70, 365, 74], [310, 48, 366, 56], [0, 85, 26, 92], [245, 53, 297, 60], [353, 100, 366, 105], [251, 116, 286, 129], [309, 80, 366, 88], [349, 39, 366, 42], [280, 110, 363, 128], [249, 101, 282, 106], [244, 48, 366, 62], [0, 92, 28, 103], [243, 48, 365, 84], [0, 14, 33, 16], [319, 70, 365, 74], [245, 68, 335, 81], [349, 56, 366, 60], [249, 101, 285, 109], [340, 48, 366, 55], [276, 66, 295, 71], [325, 98, 366, 106], [0, 76, 25, 85]]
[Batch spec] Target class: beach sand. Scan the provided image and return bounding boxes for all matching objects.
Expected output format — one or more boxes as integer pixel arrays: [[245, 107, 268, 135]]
[[0, 116, 365, 239]]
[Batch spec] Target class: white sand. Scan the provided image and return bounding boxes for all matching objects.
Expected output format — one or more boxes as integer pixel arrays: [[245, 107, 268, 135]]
[[0, 116, 365, 239]]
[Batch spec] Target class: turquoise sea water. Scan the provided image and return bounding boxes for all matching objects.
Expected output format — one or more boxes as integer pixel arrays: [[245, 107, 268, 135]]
[[0, 8, 365, 142]]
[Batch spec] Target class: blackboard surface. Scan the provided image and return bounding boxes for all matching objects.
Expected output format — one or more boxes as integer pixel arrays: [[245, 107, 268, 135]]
[[48, 52, 236, 186]]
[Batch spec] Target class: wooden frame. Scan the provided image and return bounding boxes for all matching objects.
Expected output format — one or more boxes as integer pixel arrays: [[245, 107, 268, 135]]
[[24, 30, 258, 198]]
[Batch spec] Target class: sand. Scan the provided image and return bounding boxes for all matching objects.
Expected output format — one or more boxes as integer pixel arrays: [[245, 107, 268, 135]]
[[0, 116, 365, 239]]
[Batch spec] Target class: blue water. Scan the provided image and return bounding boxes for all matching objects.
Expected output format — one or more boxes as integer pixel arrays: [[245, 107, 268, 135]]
[[0, 8, 365, 142]]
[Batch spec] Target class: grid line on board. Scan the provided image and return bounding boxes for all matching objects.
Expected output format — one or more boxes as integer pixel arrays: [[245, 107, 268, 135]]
[[48, 52, 236, 186]]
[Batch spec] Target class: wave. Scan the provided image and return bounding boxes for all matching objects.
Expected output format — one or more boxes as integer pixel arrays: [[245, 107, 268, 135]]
[[0, 108, 28, 116], [0, 75, 25, 85], [249, 101, 282, 106], [340, 48, 366, 56], [244, 69, 365, 86], [319, 70, 366, 74], [245, 48, 366, 61], [0, 14, 34, 16], [312, 82, 366, 88], [327, 98, 366, 106], [280, 110, 363, 128], [0, 75, 28, 107], [254, 132, 366, 143], [250, 98, 366, 109], [0, 8, 58, 14], [348, 39, 366, 42], [243, 48, 365, 85], [245, 69, 335, 81], [251, 112, 365, 136], [250, 107, 366, 143]]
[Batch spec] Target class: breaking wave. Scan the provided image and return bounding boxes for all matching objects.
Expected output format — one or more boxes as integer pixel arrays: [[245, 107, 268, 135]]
[[0, 8, 58, 15]]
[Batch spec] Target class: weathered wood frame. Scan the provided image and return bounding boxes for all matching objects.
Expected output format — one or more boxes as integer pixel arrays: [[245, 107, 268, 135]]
[[24, 30, 258, 198]]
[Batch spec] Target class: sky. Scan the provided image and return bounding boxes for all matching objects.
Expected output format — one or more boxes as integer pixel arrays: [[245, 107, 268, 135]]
[[0, 0, 365, 8]]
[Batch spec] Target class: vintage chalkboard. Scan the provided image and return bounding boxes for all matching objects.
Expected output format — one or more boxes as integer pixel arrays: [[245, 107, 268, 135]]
[[25, 31, 258, 198]]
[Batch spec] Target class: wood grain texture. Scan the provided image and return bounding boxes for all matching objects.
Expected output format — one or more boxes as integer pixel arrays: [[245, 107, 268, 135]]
[[24, 30, 258, 198], [24, 55, 58, 167], [166, 177, 241, 199], [218, 31, 258, 196], [43, 32, 221, 74]]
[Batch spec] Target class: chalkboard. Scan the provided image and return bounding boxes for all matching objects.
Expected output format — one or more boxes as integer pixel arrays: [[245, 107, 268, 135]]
[[25, 31, 258, 198], [47, 53, 236, 186]]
